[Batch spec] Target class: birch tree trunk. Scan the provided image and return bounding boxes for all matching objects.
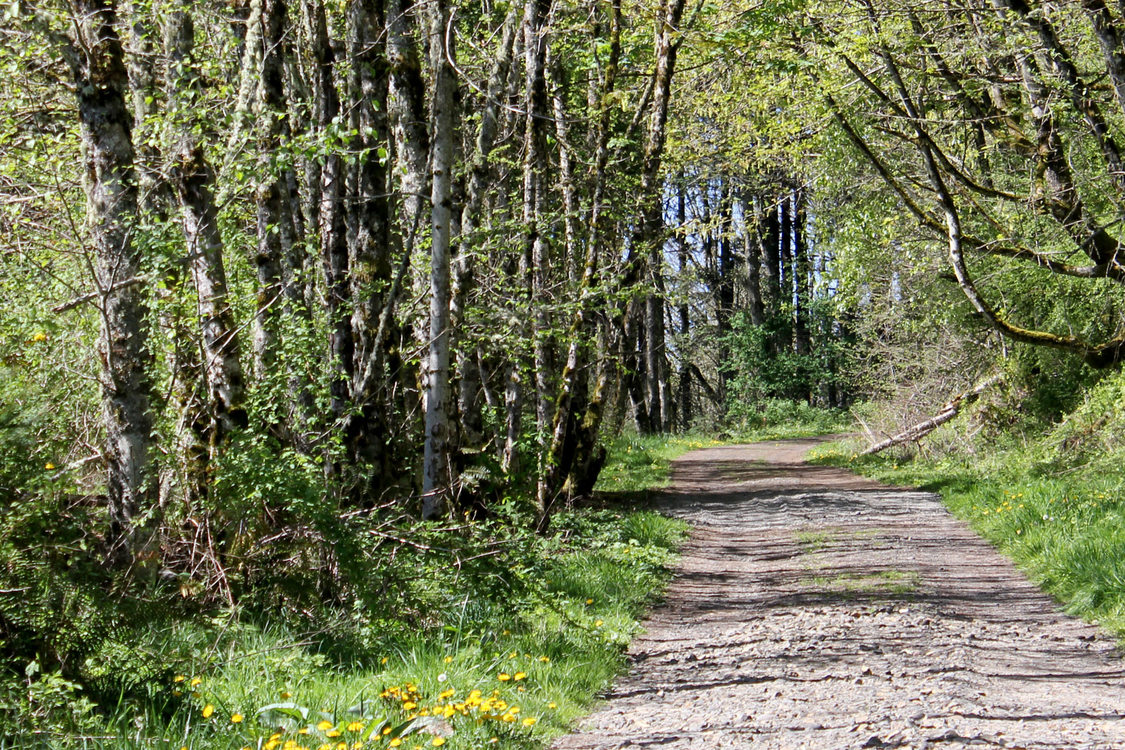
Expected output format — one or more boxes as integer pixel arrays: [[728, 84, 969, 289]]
[[421, 0, 456, 518]]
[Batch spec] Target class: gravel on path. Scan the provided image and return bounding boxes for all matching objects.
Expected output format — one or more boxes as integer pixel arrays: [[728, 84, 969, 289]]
[[551, 440, 1125, 749]]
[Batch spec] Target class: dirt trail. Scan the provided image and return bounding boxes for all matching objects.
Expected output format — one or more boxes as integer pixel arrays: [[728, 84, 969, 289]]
[[552, 440, 1125, 749]]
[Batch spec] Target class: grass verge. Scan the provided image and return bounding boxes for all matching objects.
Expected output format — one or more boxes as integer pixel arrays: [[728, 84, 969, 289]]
[[809, 440, 1125, 638], [10, 450, 691, 749]]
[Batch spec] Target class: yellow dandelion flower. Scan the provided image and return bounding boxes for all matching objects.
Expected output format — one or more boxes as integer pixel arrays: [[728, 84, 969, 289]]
[[346, 721, 364, 732], [190, 677, 202, 687], [585, 598, 593, 605], [594, 620, 603, 627], [327, 730, 342, 738], [538, 656, 550, 663], [280, 691, 293, 699], [498, 673, 511, 681], [443, 656, 452, 663], [513, 672, 526, 681], [402, 701, 417, 710], [173, 675, 186, 683], [318, 746, 333, 750], [231, 713, 244, 723], [431, 739, 445, 747], [298, 728, 310, 735], [522, 717, 538, 727], [509, 651, 517, 659], [548, 702, 557, 709], [389, 739, 402, 748], [439, 688, 455, 699], [336, 744, 347, 750], [501, 713, 516, 723], [382, 727, 393, 736], [31, 332, 47, 343], [202, 704, 214, 718], [318, 721, 335, 731], [381, 657, 388, 665]]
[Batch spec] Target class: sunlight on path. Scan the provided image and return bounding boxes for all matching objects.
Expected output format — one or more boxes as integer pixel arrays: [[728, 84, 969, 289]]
[[552, 440, 1125, 749]]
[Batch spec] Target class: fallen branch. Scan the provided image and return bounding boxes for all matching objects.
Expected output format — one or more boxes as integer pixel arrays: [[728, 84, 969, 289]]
[[862, 374, 1003, 455]]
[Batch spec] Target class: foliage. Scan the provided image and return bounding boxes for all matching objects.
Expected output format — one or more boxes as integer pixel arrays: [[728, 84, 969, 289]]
[[0, 446, 687, 747]]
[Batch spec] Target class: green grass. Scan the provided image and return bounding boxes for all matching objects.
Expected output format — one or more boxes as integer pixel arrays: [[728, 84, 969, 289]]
[[595, 433, 724, 495], [800, 570, 921, 597], [809, 439, 1125, 638], [6, 493, 688, 749]]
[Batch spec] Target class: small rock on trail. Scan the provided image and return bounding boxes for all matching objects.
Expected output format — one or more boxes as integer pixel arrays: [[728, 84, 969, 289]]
[[551, 440, 1125, 750]]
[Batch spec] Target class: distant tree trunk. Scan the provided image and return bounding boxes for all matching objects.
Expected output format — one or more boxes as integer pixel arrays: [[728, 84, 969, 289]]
[[739, 193, 764, 327], [716, 185, 735, 398], [421, 0, 456, 519], [166, 4, 247, 445], [676, 181, 692, 430], [65, 0, 156, 561], [779, 189, 793, 346], [792, 189, 812, 401], [761, 197, 781, 321], [624, 0, 687, 436]]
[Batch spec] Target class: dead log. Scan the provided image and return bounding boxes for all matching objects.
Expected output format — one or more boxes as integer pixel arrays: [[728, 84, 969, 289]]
[[862, 374, 1002, 455]]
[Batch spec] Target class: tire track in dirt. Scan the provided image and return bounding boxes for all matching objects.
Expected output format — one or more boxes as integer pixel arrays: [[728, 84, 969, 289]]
[[552, 440, 1125, 749]]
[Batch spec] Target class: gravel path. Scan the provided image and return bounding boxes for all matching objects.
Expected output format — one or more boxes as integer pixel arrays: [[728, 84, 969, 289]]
[[552, 440, 1125, 749]]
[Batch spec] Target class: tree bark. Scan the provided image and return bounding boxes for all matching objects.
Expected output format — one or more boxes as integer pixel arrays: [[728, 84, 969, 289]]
[[421, 0, 456, 518], [452, 6, 520, 452], [167, 4, 247, 445], [66, 0, 156, 561], [739, 192, 764, 328]]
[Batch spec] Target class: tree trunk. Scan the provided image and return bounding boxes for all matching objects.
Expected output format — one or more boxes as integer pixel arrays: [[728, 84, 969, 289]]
[[167, 4, 248, 445], [677, 181, 692, 431], [251, 0, 296, 383], [453, 6, 520, 452], [521, 0, 555, 521], [421, 0, 456, 519], [66, 0, 156, 561], [622, 0, 687, 436], [739, 193, 764, 328], [344, 0, 393, 479]]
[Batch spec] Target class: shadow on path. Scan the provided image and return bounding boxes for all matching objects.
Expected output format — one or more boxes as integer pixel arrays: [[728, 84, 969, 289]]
[[552, 439, 1125, 750]]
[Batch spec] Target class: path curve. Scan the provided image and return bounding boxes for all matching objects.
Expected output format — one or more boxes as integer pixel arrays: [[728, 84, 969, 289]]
[[552, 440, 1125, 749]]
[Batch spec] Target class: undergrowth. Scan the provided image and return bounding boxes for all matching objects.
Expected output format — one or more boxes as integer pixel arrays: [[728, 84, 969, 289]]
[[0, 443, 690, 749]]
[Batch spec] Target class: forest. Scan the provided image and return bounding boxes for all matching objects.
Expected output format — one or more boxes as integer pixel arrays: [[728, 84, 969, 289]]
[[4, 0, 1125, 746]]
